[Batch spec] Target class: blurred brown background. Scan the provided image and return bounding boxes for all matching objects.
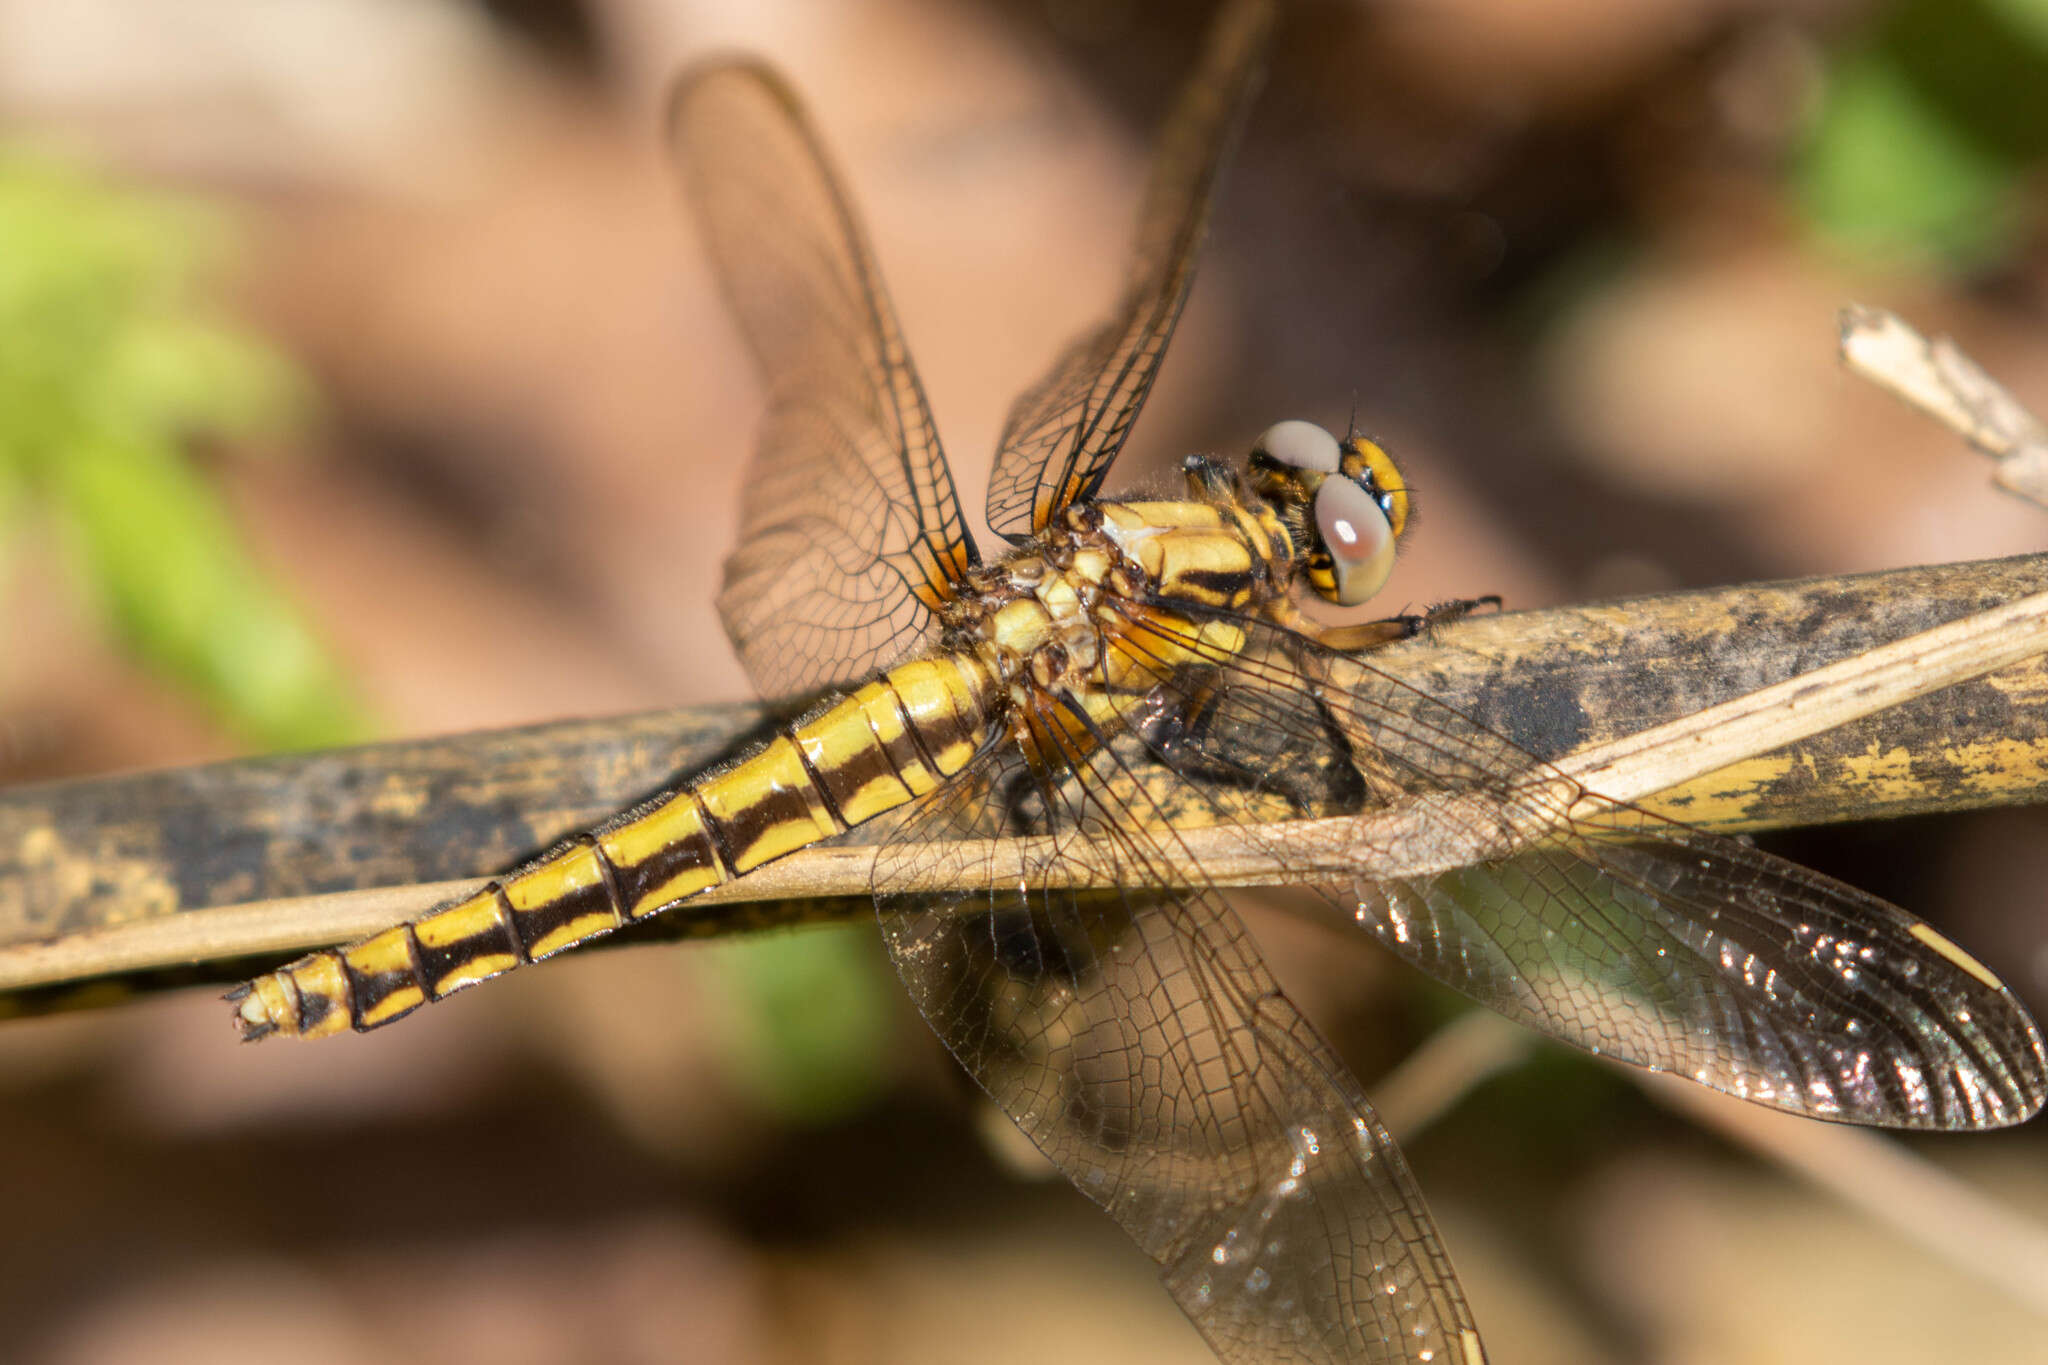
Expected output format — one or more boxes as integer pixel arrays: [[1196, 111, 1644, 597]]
[[2, 0, 2046, 1361]]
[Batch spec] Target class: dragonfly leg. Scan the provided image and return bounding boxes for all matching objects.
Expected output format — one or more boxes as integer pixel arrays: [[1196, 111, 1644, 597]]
[[1265, 597, 1511, 807], [1312, 594, 1502, 652], [1138, 674, 1367, 817], [1180, 451, 1240, 501]]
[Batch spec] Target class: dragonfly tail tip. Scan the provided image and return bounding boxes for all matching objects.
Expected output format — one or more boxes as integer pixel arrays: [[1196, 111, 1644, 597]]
[[223, 982, 279, 1042]]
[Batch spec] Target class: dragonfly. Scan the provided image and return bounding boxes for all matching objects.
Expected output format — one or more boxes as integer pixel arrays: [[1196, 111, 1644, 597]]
[[227, 1, 2046, 1360]]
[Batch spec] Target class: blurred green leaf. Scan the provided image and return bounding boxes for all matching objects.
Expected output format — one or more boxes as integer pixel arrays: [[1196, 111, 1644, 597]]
[[1883, 0, 2048, 163], [110, 314, 309, 443], [718, 925, 894, 1126], [0, 148, 361, 750], [1983, 0, 2048, 51], [52, 434, 364, 748], [1798, 49, 2018, 268], [1799, 0, 2048, 267]]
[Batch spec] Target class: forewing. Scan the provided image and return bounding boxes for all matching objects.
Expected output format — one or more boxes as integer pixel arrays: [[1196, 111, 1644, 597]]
[[1104, 603, 2048, 1131], [669, 62, 977, 701], [873, 715, 1483, 1364], [984, 0, 1275, 542]]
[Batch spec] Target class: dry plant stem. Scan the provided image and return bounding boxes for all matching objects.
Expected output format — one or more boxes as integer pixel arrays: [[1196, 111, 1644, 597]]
[[0, 882, 482, 992], [1369, 1009, 1533, 1142], [10, 555, 2043, 956], [7, 584, 2047, 994], [1551, 583, 2048, 809], [1637, 1067, 2048, 1316], [1839, 304, 2048, 507]]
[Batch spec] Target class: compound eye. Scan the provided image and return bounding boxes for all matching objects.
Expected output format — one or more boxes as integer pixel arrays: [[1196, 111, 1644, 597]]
[[1252, 419, 1340, 473], [1314, 475, 1397, 607]]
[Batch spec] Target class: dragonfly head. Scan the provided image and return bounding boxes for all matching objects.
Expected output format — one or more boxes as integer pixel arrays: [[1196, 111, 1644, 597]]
[[1245, 420, 1409, 607]]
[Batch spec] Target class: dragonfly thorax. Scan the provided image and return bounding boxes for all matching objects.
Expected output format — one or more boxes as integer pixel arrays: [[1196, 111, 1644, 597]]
[[943, 492, 1293, 705], [946, 526, 1114, 697]]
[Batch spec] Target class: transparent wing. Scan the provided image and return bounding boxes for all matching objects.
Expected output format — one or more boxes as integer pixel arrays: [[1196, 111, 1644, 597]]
[[874, 708, 1483, 1365], [669, 61, 977, 701], [984, 0, 1275, 543], [1102, 601, 2048, 1132]]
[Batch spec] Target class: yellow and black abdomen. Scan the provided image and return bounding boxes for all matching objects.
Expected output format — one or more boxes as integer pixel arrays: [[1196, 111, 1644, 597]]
[[231, 654, 996, 1040]]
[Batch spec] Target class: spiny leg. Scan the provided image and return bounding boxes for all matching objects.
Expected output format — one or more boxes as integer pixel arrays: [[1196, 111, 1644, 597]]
[[1139, 672, 1367, 817], [1262, 594, 1503, 807], [1312, 595, 1502, 652]]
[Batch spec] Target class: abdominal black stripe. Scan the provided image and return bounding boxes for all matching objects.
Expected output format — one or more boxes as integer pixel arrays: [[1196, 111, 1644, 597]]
[[400, 922, 426, 992], [488, 882, 529, 964], [278, 970, 307, 1032], [689, 787, 742, 880], [887, 683, 942, 774], [915, 687, 981, 760], [331, 947, 360, 1029], [823, 733, 901, 815], [786, 729, 848, 830], [857, 681, 939, 789], [577, 833, 630, 926], [855, 697, 921, 799], [294, 971, 336, 1035]]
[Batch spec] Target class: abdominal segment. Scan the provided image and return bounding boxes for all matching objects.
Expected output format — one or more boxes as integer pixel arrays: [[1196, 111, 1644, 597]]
[[229, 656, 995, 1040]]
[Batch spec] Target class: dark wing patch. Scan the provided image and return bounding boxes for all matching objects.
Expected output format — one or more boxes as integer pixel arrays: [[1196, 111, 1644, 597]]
[[984, 0, 1275, 543], [669, 61, 977, 701]]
